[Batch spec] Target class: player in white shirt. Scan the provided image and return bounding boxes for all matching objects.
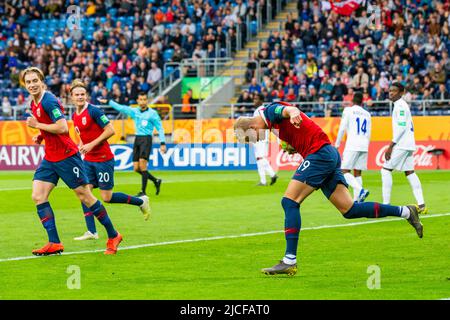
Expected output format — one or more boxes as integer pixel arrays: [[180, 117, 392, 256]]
[[252, 105, 278, 186], [381, 82, 427, 214], [335, 92, 371, 202]]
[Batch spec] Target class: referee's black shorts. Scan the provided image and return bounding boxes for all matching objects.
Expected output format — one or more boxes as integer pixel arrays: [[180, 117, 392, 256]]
[[133, 135, 153, 162]]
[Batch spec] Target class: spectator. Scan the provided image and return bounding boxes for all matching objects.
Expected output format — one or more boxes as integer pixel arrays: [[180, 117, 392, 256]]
[[2, 97, 12, 118], [181, 89, 196, 116], [248, 77, 261, 94], [331, 78, 348, 101], [351, 66, 369, 92], [147, 62, 162, 88]]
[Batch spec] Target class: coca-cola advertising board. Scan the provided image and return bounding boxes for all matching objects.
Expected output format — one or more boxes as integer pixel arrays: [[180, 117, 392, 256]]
[[269, 141, 450, 171]]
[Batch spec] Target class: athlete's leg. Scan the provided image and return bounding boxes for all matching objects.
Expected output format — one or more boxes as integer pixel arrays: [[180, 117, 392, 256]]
[[255, 156, 267, 185], [328, 183, 406, 216], [381, 167, 393, 204], [77, 184, 98, 238], [138, 158, 149, 194], [73, 185, 118, 239], [342, 168, 361, 201], [101, 189, 144, 206], [405, 170, 426, 210], [281, 180, 316, 264], [32, 180, 61, 244]]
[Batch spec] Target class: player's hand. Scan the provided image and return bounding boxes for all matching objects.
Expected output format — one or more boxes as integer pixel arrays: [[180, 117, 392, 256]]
[[26, 116, 39, 129], [79, 142, 94, 155], [98, 98, 108, 104], [160, 144, 167, 154], [32, 135, 43, 145], [385, 145, 393, 161], [289, 108, 302, 128]]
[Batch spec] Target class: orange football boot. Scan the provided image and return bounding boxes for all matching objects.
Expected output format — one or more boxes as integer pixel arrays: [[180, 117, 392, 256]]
[[104, 232, 123, 255], [32, 242, 64, 256]]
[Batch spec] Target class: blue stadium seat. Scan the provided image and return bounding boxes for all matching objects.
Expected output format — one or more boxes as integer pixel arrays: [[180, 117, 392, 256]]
[[250, 21, 257, 36], [163, 49, 174, 62]]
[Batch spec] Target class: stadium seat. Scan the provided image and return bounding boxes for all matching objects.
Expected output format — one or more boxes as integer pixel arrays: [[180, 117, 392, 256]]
[[250, 21, 257, 36], [163, 49, 174, 62]]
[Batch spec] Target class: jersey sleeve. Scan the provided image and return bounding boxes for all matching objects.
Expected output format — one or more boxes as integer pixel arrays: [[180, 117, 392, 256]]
[[150, 109, 166, 143], [335, 108, 348, 147], [109, 100, 136, 119], [89, 105, 110, 128], [42, 94, 65, 123], [263, 103, 285, 124]]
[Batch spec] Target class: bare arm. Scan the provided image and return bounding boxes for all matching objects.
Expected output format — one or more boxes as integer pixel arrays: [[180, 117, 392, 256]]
[[79, 123, 115, 155], [282, 106, 302, 128]]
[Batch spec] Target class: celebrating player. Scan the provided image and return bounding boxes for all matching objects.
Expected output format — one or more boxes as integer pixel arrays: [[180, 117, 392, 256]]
[[234, 101, 423, 276], [98, 93, 166, 196], [335, 92, 371, 202], [22, 67, 122, 255], [70, 80, 151, 241], [381, 82, 427, 213], [252, 98, 278, 186]]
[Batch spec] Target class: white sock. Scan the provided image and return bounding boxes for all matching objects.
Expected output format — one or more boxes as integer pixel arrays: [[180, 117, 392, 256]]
[[283, 254, 297, 265], [400, 206, 410, 219], [355, 176, 363, 189], [406, 173, 425, 206], [381, 169, 393, 205], [344, 172, 362, 200], [262, 158, 276, 177], [256, 159, 266, 184]]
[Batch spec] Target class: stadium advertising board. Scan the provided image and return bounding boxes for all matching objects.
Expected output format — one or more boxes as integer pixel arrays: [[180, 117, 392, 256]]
[[269, 141, 450, 171], [0, 144, 258, 170]]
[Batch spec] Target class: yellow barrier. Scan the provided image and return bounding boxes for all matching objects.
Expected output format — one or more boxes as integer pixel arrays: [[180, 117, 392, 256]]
[[1, 116, 449, 145]]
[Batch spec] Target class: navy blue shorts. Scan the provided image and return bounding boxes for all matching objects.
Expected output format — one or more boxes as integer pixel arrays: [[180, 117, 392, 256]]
[[84, 159, 115, 190], [33, 153, 88, 189], [292, 144, 348, 198]]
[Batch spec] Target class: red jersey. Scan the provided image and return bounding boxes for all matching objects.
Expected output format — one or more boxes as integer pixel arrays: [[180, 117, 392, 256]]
[[72, 103, 114, 162], [31, 91, 78, 162], [261, 101, 331, 158]]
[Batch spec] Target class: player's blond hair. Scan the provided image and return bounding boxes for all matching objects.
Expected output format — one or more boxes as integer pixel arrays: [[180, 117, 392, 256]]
[[19, 67, 45, 87], [70, 79, 88, 93]]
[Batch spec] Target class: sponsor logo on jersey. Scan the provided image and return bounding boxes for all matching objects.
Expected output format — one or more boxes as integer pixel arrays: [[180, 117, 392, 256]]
[[36, 108, 41, 118], [82, 116, 87, 125]]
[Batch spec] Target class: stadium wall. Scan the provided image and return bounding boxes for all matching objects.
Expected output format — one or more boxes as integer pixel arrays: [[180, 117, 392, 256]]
[[0, 117, 448, 170]]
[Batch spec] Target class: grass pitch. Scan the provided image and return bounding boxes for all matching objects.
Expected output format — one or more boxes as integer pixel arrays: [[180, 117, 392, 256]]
[[0, 170, 449, 300]]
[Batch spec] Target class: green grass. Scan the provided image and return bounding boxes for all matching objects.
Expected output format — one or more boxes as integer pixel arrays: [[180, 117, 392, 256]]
[[0, 170, 449, 300]]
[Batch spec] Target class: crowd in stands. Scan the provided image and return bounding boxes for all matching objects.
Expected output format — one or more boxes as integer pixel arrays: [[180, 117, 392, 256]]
[[0, 0, 259, 119], [241, 0, 450, 117]]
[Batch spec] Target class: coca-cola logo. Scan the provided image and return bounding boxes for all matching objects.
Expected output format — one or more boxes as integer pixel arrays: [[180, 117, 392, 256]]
[[376, 145, 435, 167], [276, 150, 304, 167]]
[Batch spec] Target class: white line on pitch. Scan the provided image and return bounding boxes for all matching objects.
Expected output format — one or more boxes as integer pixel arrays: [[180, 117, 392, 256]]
[[0, 212, 449, 263]]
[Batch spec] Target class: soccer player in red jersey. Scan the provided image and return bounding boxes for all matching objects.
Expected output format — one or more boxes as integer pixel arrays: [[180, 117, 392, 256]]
[[22, 67, 122, 255], [70, 79, 151, 240], [234, 101, 423, 276]]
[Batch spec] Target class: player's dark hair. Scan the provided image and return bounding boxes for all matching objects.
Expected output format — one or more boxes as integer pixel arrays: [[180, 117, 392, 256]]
[[353, 92, 363, 105], [138, 91, 148, 97], [391, 82, 405, 92]]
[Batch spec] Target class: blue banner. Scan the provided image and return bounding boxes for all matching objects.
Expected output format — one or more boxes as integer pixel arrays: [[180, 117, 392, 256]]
[[111, 144, 257, 170]]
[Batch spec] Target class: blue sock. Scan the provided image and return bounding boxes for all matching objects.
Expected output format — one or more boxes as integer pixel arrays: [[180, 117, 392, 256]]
[[37, 202, 60, 243], [281, 197, 301, 259], [109, 192, 144, 206], [81, 203, 97, 234], [344, 202, 402, 219], [89, 200, 118, 239]]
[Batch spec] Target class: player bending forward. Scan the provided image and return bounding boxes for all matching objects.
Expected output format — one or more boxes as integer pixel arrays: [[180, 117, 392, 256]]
[[335, 92, 371, 202], [381, 82, 427, 214], [234, 101, 423, 276], [23, 67, 122, 255], [70, 80, 151, 241]]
